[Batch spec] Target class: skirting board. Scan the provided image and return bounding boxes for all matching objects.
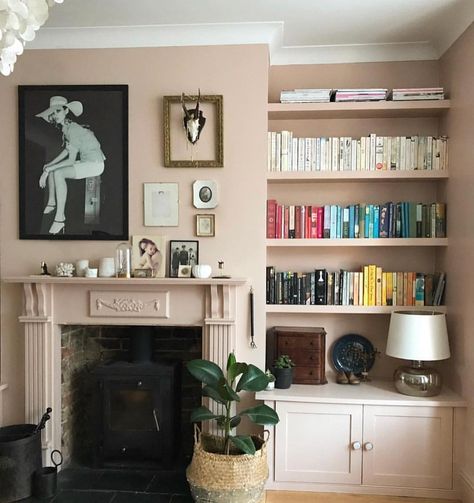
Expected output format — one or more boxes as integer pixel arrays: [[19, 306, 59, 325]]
[[461, 470, 474, 503], [0, 383, 8, 426]]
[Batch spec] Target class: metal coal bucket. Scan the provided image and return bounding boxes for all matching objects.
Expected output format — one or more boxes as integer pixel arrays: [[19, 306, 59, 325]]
[[0, 424, 42, 502]]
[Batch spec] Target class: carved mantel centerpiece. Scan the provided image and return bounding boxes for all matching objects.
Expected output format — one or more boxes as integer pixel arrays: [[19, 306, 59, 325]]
[[3, 276, 247, 460]]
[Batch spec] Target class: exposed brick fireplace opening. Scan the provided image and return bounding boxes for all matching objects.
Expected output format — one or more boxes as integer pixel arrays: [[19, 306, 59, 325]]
[[61, 325, 202, 469]]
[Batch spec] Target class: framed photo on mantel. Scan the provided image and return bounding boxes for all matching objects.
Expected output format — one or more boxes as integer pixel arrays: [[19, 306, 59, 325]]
[[18, 85, 129, 240]]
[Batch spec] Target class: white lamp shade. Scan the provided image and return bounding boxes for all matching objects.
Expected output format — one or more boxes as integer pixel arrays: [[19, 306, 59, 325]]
[[386, 311, 450, 361]]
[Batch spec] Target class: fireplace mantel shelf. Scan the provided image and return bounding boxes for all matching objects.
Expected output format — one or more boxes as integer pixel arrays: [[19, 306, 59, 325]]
[[3, 276, 247, 286]]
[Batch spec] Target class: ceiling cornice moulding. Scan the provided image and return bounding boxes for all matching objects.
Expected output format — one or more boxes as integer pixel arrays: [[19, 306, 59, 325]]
[[29, 22, 441, 65]]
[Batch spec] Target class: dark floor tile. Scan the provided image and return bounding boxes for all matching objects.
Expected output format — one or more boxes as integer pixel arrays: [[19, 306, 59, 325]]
[[112, 493, 171, 503], [20, 496, 54, 502], [147, 471, 190, 495], [53, 490, 115, 503], [95, 470, 155, 492], [58, 468, 103, 490], [170, 495, 194, 503]]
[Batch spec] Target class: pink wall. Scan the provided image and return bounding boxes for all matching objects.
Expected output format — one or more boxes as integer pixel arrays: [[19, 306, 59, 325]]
[[269, 61, 440, 103], [0, 44, 269, 424], [439, 22, 474, 501]]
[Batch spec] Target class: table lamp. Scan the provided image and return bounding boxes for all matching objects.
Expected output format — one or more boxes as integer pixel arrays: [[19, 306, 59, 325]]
[[386, 311, 450, 397]]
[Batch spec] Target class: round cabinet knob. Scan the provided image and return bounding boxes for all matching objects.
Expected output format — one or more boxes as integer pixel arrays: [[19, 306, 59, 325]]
[[352, 441, 362, 450], [121, 447, 127, 453], [364, 442, 374, 451], [137, 381, 143, 387]]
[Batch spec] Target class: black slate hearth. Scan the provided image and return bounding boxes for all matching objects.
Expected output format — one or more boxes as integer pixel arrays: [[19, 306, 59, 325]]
[[21, 468, 193, 503]]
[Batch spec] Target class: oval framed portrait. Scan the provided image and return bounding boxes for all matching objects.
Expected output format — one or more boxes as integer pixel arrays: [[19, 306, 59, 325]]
[[193, 180, 218, 209]]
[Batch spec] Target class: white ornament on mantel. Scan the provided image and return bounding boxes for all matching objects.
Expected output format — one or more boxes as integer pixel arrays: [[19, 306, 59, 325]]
[[0, 0, 66, 76], [55, 262, 74, 277]]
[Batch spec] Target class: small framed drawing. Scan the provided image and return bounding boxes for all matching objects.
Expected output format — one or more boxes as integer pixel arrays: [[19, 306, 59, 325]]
[[144, 182, 178, 226], [169, 240, 199, 277], [132, 234, 166, 278], [163, 94, 223, 168], [193, 180, 218, 209], [196, 214, 215, 237]]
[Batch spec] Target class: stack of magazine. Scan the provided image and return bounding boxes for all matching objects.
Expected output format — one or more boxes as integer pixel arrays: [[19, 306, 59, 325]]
[[280, 89, 332, 103], [335, 89, 388, 102], [391, 87, 445, 101]]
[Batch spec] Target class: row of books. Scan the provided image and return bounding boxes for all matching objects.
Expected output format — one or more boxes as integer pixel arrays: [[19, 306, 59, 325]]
[[266, 266, 446, 307], [266, 200, 447, 240], [279, 87, 445, 103], [267, 132, 449, 172]]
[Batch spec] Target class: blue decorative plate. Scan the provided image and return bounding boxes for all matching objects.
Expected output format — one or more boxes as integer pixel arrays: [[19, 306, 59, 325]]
[[332, 334, 375, 375]]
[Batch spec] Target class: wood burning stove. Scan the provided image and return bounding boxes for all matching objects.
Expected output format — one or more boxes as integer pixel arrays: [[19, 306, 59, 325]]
[[93, 327, 180, 468]]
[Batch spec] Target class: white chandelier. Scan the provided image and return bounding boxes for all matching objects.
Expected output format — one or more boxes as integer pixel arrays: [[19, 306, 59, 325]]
[[0, 0, 64, 76]]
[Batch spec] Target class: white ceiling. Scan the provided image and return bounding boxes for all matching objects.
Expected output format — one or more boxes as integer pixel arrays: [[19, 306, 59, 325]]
[[31, 0, 474, 65]]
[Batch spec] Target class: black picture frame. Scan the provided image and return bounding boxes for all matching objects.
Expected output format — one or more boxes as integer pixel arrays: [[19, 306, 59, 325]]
[[18, 85, 129, 240], [169, 240, 199, 278]]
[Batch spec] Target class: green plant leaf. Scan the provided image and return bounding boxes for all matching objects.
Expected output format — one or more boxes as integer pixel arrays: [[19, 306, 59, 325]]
[[240, 404, 280, 425], [226, 352, 236, 371], [217, 378, 241, 402], [187, 359, 224, 386], [229, 435, 256, 455], [229, 415, 242, 429], [216, 416, 227, 428], [236, 364, 269, 392], [202, 384, 227, 405], [227, 362, 248, 383], [190, 406, 222, 423]]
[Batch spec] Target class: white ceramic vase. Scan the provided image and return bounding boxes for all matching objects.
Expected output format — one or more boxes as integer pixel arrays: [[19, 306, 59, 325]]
[[192, 264, 212, 279]]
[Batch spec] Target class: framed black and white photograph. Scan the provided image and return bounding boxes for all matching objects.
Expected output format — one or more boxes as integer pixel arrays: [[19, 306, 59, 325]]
[[193, 180, 218, 209], [144, 182, 179, 226], [19, 85, 128, 240], [169, 240, 199, 278]]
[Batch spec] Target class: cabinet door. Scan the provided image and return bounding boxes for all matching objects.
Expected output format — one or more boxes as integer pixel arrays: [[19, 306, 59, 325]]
[[362, 405, 453, 489], [275, 401, 362, 484]]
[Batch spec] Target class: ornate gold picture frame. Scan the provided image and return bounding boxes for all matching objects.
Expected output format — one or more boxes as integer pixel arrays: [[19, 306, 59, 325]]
[[163, 94, 223, 168]]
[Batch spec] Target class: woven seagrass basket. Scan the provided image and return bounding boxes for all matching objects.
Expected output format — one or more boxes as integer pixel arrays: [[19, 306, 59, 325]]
[[186, 427, 268, 503]]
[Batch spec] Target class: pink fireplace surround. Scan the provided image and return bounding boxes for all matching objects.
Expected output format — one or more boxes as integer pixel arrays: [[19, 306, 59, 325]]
[[5, 276, 247, 461]]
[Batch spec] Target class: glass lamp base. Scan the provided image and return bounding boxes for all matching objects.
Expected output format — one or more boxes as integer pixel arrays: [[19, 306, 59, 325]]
[[393, 362, 442, 397]]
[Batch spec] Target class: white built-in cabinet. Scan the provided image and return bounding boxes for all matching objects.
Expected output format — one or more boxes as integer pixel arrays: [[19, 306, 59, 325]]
[[257, 382, 466, 499]]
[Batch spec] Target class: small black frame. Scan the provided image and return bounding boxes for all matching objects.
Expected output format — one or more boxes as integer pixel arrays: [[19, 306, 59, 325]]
[[18, 85, 129, 240], [169, 240, 199, 278]]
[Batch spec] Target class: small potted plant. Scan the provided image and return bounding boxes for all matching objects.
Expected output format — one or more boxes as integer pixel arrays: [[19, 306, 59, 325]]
[[273, 355, 295, 389], [185, 352, 280, 502], [265, 369, 276, 390]]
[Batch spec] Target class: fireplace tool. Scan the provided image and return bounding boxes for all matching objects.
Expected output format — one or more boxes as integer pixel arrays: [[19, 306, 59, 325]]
[[33, 449, 63, 499], [250, 287, 257, 349]]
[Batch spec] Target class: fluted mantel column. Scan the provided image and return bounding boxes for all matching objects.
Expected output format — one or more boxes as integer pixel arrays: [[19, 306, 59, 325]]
[[19, 282, 59, 462]]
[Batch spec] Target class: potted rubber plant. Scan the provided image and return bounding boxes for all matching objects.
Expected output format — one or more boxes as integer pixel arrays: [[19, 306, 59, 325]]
[[185, 352, 279, 503], [273, 354, 295, 389]]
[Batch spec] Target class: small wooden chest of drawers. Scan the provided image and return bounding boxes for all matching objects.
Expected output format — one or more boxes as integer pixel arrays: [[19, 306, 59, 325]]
[[266, 326, 327, 385]]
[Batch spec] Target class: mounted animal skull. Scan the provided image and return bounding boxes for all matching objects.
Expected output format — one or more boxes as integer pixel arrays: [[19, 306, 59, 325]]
[[181, 90, 206, 145]]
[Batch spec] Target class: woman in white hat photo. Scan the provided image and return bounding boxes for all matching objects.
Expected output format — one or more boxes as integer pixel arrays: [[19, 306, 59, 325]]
[[36, 96, 106, 235]]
